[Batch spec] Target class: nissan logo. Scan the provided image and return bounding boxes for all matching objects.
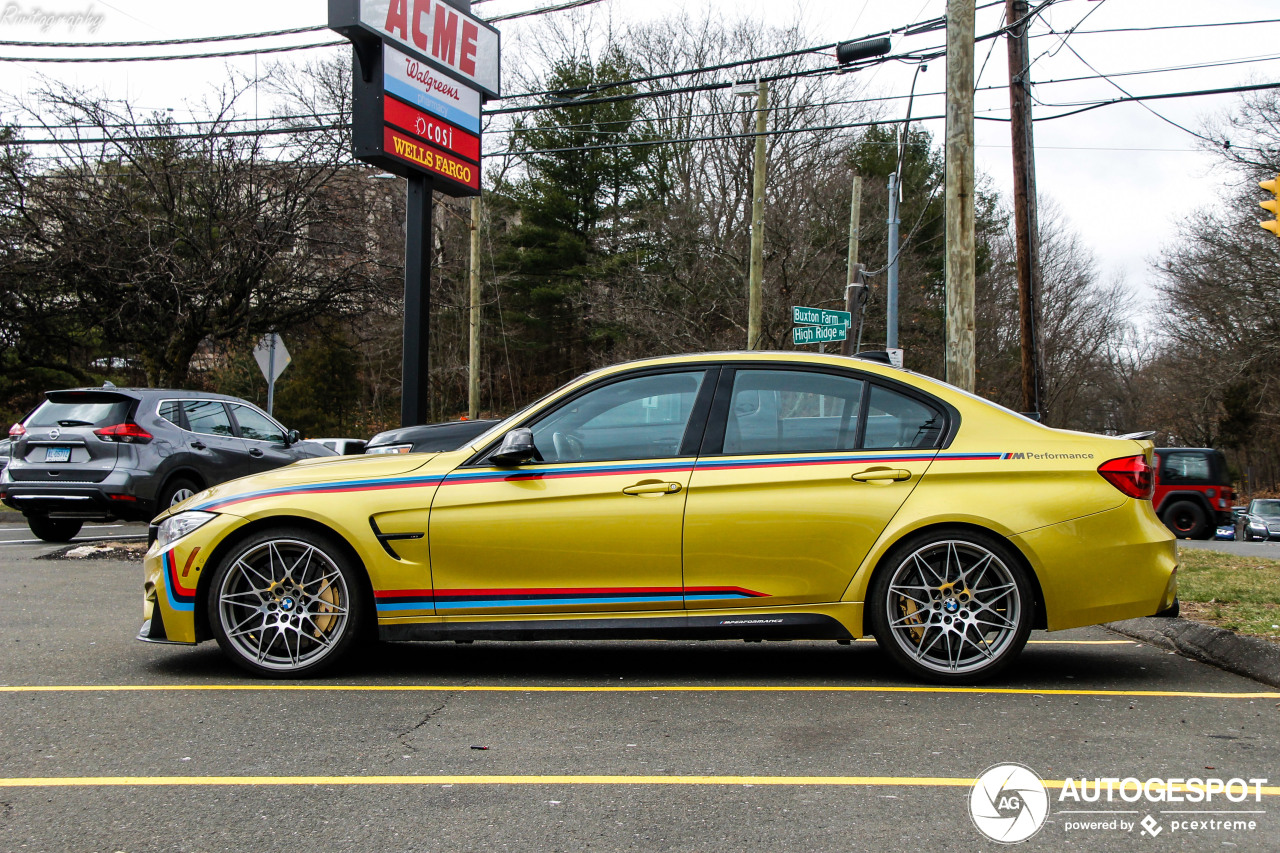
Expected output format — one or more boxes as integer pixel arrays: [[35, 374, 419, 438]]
[[48, 428, 60, 440]]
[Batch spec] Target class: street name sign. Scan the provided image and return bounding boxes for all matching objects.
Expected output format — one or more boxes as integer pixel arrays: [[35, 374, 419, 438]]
[[792, 306, 851, 329], [793, 325, 847, 345]]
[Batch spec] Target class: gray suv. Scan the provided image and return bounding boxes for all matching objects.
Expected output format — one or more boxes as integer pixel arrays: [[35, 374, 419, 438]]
[[1, 387, 335, 541]]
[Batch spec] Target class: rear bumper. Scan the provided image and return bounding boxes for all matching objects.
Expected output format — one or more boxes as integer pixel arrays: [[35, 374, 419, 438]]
[[1012, 500, 1179, 630], [0, 472, 157, 521]]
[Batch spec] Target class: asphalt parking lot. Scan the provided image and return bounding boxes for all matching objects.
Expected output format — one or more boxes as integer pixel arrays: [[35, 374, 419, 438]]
[[1, 517, 1277, 852]]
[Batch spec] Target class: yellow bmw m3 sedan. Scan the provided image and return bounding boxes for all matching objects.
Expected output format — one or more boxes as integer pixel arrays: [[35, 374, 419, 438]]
[[139, 352, 1178, 683]]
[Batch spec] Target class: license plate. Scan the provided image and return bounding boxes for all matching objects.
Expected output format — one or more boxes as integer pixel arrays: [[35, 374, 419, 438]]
[[44, 447, 71, 463]]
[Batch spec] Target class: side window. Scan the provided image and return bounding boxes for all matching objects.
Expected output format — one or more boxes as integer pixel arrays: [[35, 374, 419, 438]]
[[230, 404, 286, 444], [182, 401, 235, 437], [159, 401, 182, 428], [1162, 452, 1210, 484], [864, 385, 944, 449], [529, 371, 706, 463], [724, 369, 863, 455]]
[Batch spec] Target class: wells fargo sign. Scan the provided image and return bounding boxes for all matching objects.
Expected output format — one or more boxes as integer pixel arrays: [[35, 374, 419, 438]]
[[330, 0, 494, 197]]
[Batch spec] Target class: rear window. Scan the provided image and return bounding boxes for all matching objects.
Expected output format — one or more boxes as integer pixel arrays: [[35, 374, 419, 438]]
[[26, 396, 131, 428], [1158, 451, 1229, 486]]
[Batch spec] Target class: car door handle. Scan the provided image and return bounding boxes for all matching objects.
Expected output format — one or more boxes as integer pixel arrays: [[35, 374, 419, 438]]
[[851, 468, 912, 482], [249, 448, 264, 458], [622, 481, 682, 496], [190, 441, 206, 450]]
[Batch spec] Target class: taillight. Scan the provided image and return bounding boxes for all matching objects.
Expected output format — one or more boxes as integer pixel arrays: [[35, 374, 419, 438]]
[[94, 423, 153, 444], [8, 423, 24, 437], [1098, 454, 1155, 500]]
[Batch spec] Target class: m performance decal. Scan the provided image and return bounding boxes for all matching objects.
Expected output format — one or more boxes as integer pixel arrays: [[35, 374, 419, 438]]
[[189, 474, 445, 512], [162, 550, 196, 612]]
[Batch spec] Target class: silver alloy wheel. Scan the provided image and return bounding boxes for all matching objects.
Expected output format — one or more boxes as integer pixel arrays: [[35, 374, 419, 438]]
[[215, 538, 351, 672], [169, 487, 195, 506], [881, 539, 1022, 675]]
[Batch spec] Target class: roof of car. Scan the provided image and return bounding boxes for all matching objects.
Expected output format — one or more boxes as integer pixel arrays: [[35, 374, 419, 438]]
[[48, 387, 253, 403]]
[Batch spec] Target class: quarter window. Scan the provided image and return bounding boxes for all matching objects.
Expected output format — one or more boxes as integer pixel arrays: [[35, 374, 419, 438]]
[[864, 385, 944, 449], [723, 370, 864, 454], [182, 401, 234, 437]]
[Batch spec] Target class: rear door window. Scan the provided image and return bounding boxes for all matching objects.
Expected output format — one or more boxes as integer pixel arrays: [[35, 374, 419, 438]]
[[722, 369, 864, 455]]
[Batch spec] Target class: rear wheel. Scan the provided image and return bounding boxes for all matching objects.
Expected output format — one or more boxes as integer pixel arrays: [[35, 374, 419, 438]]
[[207, 528, 368, 678], [869, 530, 1034, 683], [27, 516, 83, 543], [159, 477, 200, 510], [1162, 501, 1208, 539]]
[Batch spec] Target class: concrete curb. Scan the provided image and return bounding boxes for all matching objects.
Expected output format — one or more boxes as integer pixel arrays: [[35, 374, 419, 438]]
[[1105, 617, 1280, 689]]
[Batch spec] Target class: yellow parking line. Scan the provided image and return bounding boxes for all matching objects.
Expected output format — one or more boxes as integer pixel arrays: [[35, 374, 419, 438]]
[[1, 775, 1278, 795], [0, 684, 1274, 698]]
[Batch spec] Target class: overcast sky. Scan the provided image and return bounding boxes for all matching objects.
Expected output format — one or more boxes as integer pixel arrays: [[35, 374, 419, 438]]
[[5, 0, 1279, 316]]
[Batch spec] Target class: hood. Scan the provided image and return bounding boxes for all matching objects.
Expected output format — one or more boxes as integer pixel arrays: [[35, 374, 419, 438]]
[[158, 452, 448, 521]]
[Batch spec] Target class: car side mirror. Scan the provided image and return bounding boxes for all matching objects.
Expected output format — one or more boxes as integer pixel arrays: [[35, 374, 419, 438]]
[[286, 429, 300, 447], [490, 428, 539, 467]]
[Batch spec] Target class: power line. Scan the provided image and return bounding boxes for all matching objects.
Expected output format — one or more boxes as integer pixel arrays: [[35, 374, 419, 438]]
[[0, 25, 327, 49], [0, 40, 344, 63], [1037, 17, 1280, 36], [486, 0, 608, 23]]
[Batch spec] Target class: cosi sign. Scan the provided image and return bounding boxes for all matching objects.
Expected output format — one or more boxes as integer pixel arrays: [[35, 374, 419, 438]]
[[329, 0, 497, 195]]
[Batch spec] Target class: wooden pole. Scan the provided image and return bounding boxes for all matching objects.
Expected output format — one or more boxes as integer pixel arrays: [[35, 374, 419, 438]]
[[1007, 0, 1043, 415], [747, 80, 768, 350], [468, 194, 481, 421], [842, 175, 863, 357], [944, 0, 976, 391]]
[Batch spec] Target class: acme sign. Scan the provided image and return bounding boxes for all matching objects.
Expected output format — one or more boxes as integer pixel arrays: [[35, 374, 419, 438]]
[[332, 0, 500, 98]]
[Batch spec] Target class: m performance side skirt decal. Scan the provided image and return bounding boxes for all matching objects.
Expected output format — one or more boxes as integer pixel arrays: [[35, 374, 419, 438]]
[[374, 585, 768, 612]]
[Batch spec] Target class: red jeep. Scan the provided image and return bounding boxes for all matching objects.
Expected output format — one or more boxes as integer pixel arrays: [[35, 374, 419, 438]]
[[1153, 447, 1235, 539]]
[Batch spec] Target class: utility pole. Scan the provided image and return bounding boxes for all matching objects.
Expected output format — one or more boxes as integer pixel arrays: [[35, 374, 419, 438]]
[[468, 195, 482, 421], [944, 0, 977, 391], [1006, 0, 1043, 416], [842, 176, 864, 357], [886, 172, 901, 350], [747, 79, 768, 350]]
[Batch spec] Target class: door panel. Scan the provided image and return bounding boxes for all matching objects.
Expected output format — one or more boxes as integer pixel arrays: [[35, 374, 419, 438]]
[[180, 400, 249, 484], [683, 369, 941, 609], [427, 369, 712, 617]]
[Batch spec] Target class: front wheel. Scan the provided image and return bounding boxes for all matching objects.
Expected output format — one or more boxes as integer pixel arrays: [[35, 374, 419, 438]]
[[868, 531, 1034, 683], [207, 528, 368, 678]]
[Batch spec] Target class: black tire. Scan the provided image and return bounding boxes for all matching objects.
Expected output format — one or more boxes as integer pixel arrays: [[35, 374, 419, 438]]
[[868, 529, 1035, 684], [1161, 500, 1208, 540], [158, 477, 201, 511], [27, 516, 83, 543], [207, 527, 368, 678]]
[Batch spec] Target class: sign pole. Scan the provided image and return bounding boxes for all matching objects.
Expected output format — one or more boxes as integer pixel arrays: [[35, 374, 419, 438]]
[[402, 174, 433, 427], [266, 334, 277, 416]]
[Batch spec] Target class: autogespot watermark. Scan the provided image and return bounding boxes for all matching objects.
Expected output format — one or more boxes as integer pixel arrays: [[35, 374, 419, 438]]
[[968, 764, 1268, 844], [0, 3, 104, 33]]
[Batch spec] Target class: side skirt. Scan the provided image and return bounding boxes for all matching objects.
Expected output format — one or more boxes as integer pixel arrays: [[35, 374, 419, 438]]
[[378, 612, 853, 642]]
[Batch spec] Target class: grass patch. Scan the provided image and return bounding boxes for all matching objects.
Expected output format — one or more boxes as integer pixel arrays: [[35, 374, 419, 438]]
[[1177, 547, 1280, 642]]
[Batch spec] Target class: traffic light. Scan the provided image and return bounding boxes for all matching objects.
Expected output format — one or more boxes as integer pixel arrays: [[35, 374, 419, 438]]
[[1261, 174, 1280, 235]]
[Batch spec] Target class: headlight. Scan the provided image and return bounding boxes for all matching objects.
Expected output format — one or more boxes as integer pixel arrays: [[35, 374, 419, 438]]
[[154, 511, 218, 552], [365, 443, 412, 455]]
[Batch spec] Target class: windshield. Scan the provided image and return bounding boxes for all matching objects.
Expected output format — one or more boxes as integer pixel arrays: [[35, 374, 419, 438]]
[[27, 397, 131, 428], [1252, 500, 1280, 517]]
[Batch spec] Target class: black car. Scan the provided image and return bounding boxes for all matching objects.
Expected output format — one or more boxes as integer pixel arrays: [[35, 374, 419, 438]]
[[1, 387, 334, 542], [364, 418, 500, 455], [1237, 499, 1280, 542]]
